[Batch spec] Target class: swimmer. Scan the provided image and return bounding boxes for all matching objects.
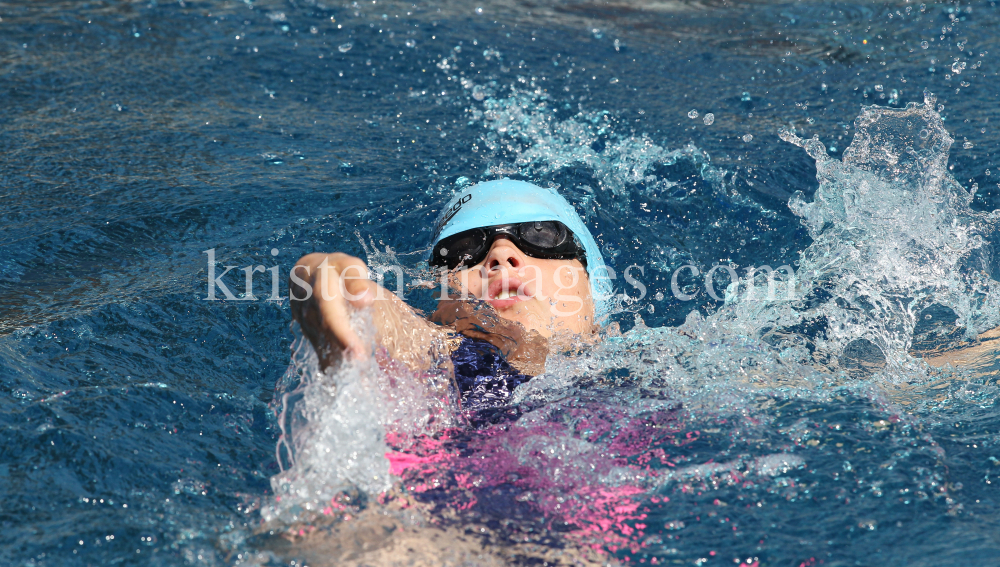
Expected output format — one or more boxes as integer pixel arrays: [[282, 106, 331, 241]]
[[291, 179, 612, 412]]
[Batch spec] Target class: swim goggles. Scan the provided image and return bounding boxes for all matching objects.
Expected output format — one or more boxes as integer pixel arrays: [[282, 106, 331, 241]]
[[430, 220, 587, 270]]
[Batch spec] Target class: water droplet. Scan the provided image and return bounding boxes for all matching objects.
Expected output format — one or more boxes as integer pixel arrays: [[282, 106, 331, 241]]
[[338, 42, 353, 53], [609, 77, 619, 84], [687, 109, 699, 119], [740, 91, 752, 102], [875, 84, 884, 92], [963, 139, 974, 149], [405, 39, 416, 48], [472, 85, 486, 101], [806, 117, 815, 124], [703, 113, 715, 125], [742, 134, 754, 142], [475, 6, 483, 13], [921, 40, 929, 49]]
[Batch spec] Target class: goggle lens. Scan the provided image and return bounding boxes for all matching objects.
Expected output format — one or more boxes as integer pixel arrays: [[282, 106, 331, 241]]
[[431, 221, 584, 270]]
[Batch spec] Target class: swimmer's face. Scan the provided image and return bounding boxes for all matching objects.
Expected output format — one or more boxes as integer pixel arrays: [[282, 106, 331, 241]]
[[433, 236, 596, 337]]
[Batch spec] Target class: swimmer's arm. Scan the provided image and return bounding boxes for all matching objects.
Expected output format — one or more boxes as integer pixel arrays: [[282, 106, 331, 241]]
[[290, 253, 453, 371], [431, 299, 548, 376], [921, 325, 1000, 371]]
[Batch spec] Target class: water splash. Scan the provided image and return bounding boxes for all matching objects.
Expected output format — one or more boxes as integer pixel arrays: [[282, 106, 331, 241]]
[[718, 91, 1000, 373], [477, 89, 731, 213], [262, 312, 458, 525], [262, 92, 999, 563], [470, 89, 790, 321]]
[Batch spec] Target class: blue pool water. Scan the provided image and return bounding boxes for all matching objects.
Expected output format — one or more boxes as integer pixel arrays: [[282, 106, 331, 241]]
[[2, 0, 1000, 565]]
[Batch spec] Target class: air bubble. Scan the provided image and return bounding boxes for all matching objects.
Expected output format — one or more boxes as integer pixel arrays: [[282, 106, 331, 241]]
[[742, 134, 754, 142], [338, 42, 353, 53], [921, 41, 929, 49], [687, 109, 699, 119], [703, 113, 715, 125]]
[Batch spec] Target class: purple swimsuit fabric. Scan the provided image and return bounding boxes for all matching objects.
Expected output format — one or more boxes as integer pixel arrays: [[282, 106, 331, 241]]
[[450, 336, 532, 423]]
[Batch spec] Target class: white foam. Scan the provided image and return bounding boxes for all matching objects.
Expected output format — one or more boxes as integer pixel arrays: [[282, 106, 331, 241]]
[[717, 92, 1000, 374], [262, 311, 458, 525]]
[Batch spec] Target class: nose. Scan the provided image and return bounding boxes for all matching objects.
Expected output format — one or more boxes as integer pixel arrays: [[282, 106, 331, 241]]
[[483, 236, 525, 271]]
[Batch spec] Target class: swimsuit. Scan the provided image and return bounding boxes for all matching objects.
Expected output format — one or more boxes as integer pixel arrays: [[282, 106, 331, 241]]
[[450, 336, 532, 426]]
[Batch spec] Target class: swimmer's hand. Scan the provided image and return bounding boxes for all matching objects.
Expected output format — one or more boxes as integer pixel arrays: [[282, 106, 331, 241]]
[[432, 299, 547, 376], [291, 253, 452, 371], [290, 253, 380, 366]]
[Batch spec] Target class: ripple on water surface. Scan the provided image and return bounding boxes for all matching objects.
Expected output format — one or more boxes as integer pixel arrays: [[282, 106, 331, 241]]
[[2, 0, 1000, 565]]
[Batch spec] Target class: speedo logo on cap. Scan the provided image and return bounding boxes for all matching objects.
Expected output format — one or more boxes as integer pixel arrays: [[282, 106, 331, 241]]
[[434, 193, 472, 235]]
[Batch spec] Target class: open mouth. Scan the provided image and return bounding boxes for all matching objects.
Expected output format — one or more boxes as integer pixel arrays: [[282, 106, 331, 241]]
[[487, 276, 527, 308]]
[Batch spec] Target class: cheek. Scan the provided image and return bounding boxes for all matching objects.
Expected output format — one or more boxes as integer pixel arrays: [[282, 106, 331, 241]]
[[455, 269, 485, 295], [554, 269, 585, 294], [536, 264, 588, 298]]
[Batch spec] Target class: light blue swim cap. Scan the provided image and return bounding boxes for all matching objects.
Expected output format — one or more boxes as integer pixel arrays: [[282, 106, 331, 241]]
[[431, 179, 613, 324]]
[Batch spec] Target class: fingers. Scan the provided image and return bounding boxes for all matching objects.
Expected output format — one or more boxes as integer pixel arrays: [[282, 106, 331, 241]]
[[317, 290, 367, 359], [291, 253, 377, 363], [318, 255, 375, 358]]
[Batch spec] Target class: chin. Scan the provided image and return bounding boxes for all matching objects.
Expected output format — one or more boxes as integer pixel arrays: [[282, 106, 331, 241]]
[[498, 306, 551, 334]]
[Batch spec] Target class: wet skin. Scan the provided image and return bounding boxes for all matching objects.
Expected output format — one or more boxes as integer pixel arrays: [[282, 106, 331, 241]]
[[290, 237, 596, 373]]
